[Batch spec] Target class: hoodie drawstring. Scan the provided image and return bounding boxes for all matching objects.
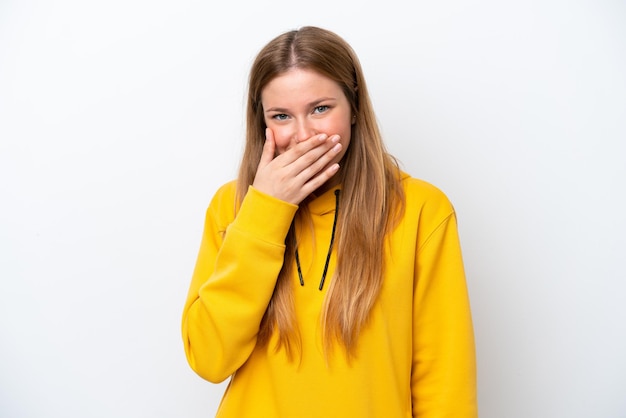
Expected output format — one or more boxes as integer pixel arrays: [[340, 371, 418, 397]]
[[295, 189, 340, 291]]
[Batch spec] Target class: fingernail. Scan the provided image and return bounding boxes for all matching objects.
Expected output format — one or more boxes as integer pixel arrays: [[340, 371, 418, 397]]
[[318, 134, 328, 141], [331, 135, 340, 143]]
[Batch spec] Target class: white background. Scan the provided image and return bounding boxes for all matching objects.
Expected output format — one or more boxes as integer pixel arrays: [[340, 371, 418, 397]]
[[1, 0, 625, 417]]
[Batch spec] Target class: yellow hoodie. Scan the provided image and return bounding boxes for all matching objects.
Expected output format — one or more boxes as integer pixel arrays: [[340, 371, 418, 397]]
[[182, 173, 477, 417]]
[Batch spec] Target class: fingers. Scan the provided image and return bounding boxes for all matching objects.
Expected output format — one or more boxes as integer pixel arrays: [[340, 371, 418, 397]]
[[294, 138, 341, 181], [282, 134, 340, 169], [252, 131, 343, 204], [298, 161, 341, 197], [272, 133, 330, 167], [258, 128, 276, 169]]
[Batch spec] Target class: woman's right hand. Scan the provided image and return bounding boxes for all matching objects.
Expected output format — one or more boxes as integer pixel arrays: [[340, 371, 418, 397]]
[[252, 128, 342, 205]]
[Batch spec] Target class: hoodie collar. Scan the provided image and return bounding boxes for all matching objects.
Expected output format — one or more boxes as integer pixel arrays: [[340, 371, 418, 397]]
[[306, 185, 341, 216]]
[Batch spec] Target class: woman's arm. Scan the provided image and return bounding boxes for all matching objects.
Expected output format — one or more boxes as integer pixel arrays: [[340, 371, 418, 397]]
[[412, 209, 477, 417], [181, 184, 297, 383]]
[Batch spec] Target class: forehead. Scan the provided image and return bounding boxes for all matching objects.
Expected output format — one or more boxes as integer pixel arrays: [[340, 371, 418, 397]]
[[261, 68, 345, 106]]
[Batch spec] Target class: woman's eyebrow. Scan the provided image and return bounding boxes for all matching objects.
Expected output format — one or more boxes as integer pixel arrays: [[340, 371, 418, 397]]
[[264, 97, 337, 113]]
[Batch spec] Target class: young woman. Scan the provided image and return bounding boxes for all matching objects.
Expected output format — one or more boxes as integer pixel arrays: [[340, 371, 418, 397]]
[[182, 26, 477, 417]]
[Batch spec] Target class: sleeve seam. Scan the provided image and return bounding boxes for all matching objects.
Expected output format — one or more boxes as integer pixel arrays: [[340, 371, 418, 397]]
[[416, 211, 455, 254], [227, 223, 288, 249]]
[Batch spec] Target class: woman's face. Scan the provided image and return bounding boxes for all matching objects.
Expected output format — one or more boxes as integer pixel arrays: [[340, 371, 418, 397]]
[[261, 68, 353, 166]]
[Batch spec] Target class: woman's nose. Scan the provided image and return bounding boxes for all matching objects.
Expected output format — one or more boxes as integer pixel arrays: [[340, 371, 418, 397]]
[[294, 119, 317, 143]]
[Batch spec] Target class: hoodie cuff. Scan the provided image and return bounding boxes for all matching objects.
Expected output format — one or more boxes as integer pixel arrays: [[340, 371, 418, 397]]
[[230, 186, 298, 246]]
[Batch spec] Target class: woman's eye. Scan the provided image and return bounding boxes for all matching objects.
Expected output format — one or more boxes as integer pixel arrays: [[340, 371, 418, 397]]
[[272, 114, 289, 121], [313, 105, 329, 114]]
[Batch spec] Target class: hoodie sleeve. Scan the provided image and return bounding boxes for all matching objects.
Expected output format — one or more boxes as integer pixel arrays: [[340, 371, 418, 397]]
[[181, 184, 298, 383], [411, 203, 477, 417]]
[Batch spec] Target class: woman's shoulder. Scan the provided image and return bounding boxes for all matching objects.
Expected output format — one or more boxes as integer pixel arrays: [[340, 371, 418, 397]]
[[398, 172, 456, 216], [400, 172, 452, 202], [205, 179, 238, 219], [212, 179, 238, 198]]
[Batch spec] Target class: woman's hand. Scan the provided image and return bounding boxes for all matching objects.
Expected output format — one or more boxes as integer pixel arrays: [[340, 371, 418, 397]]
[[252, 128, 342, 205]]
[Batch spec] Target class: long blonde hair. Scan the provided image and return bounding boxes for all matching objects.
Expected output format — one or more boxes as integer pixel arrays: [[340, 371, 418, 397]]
[[236, 26, 404, 356]]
